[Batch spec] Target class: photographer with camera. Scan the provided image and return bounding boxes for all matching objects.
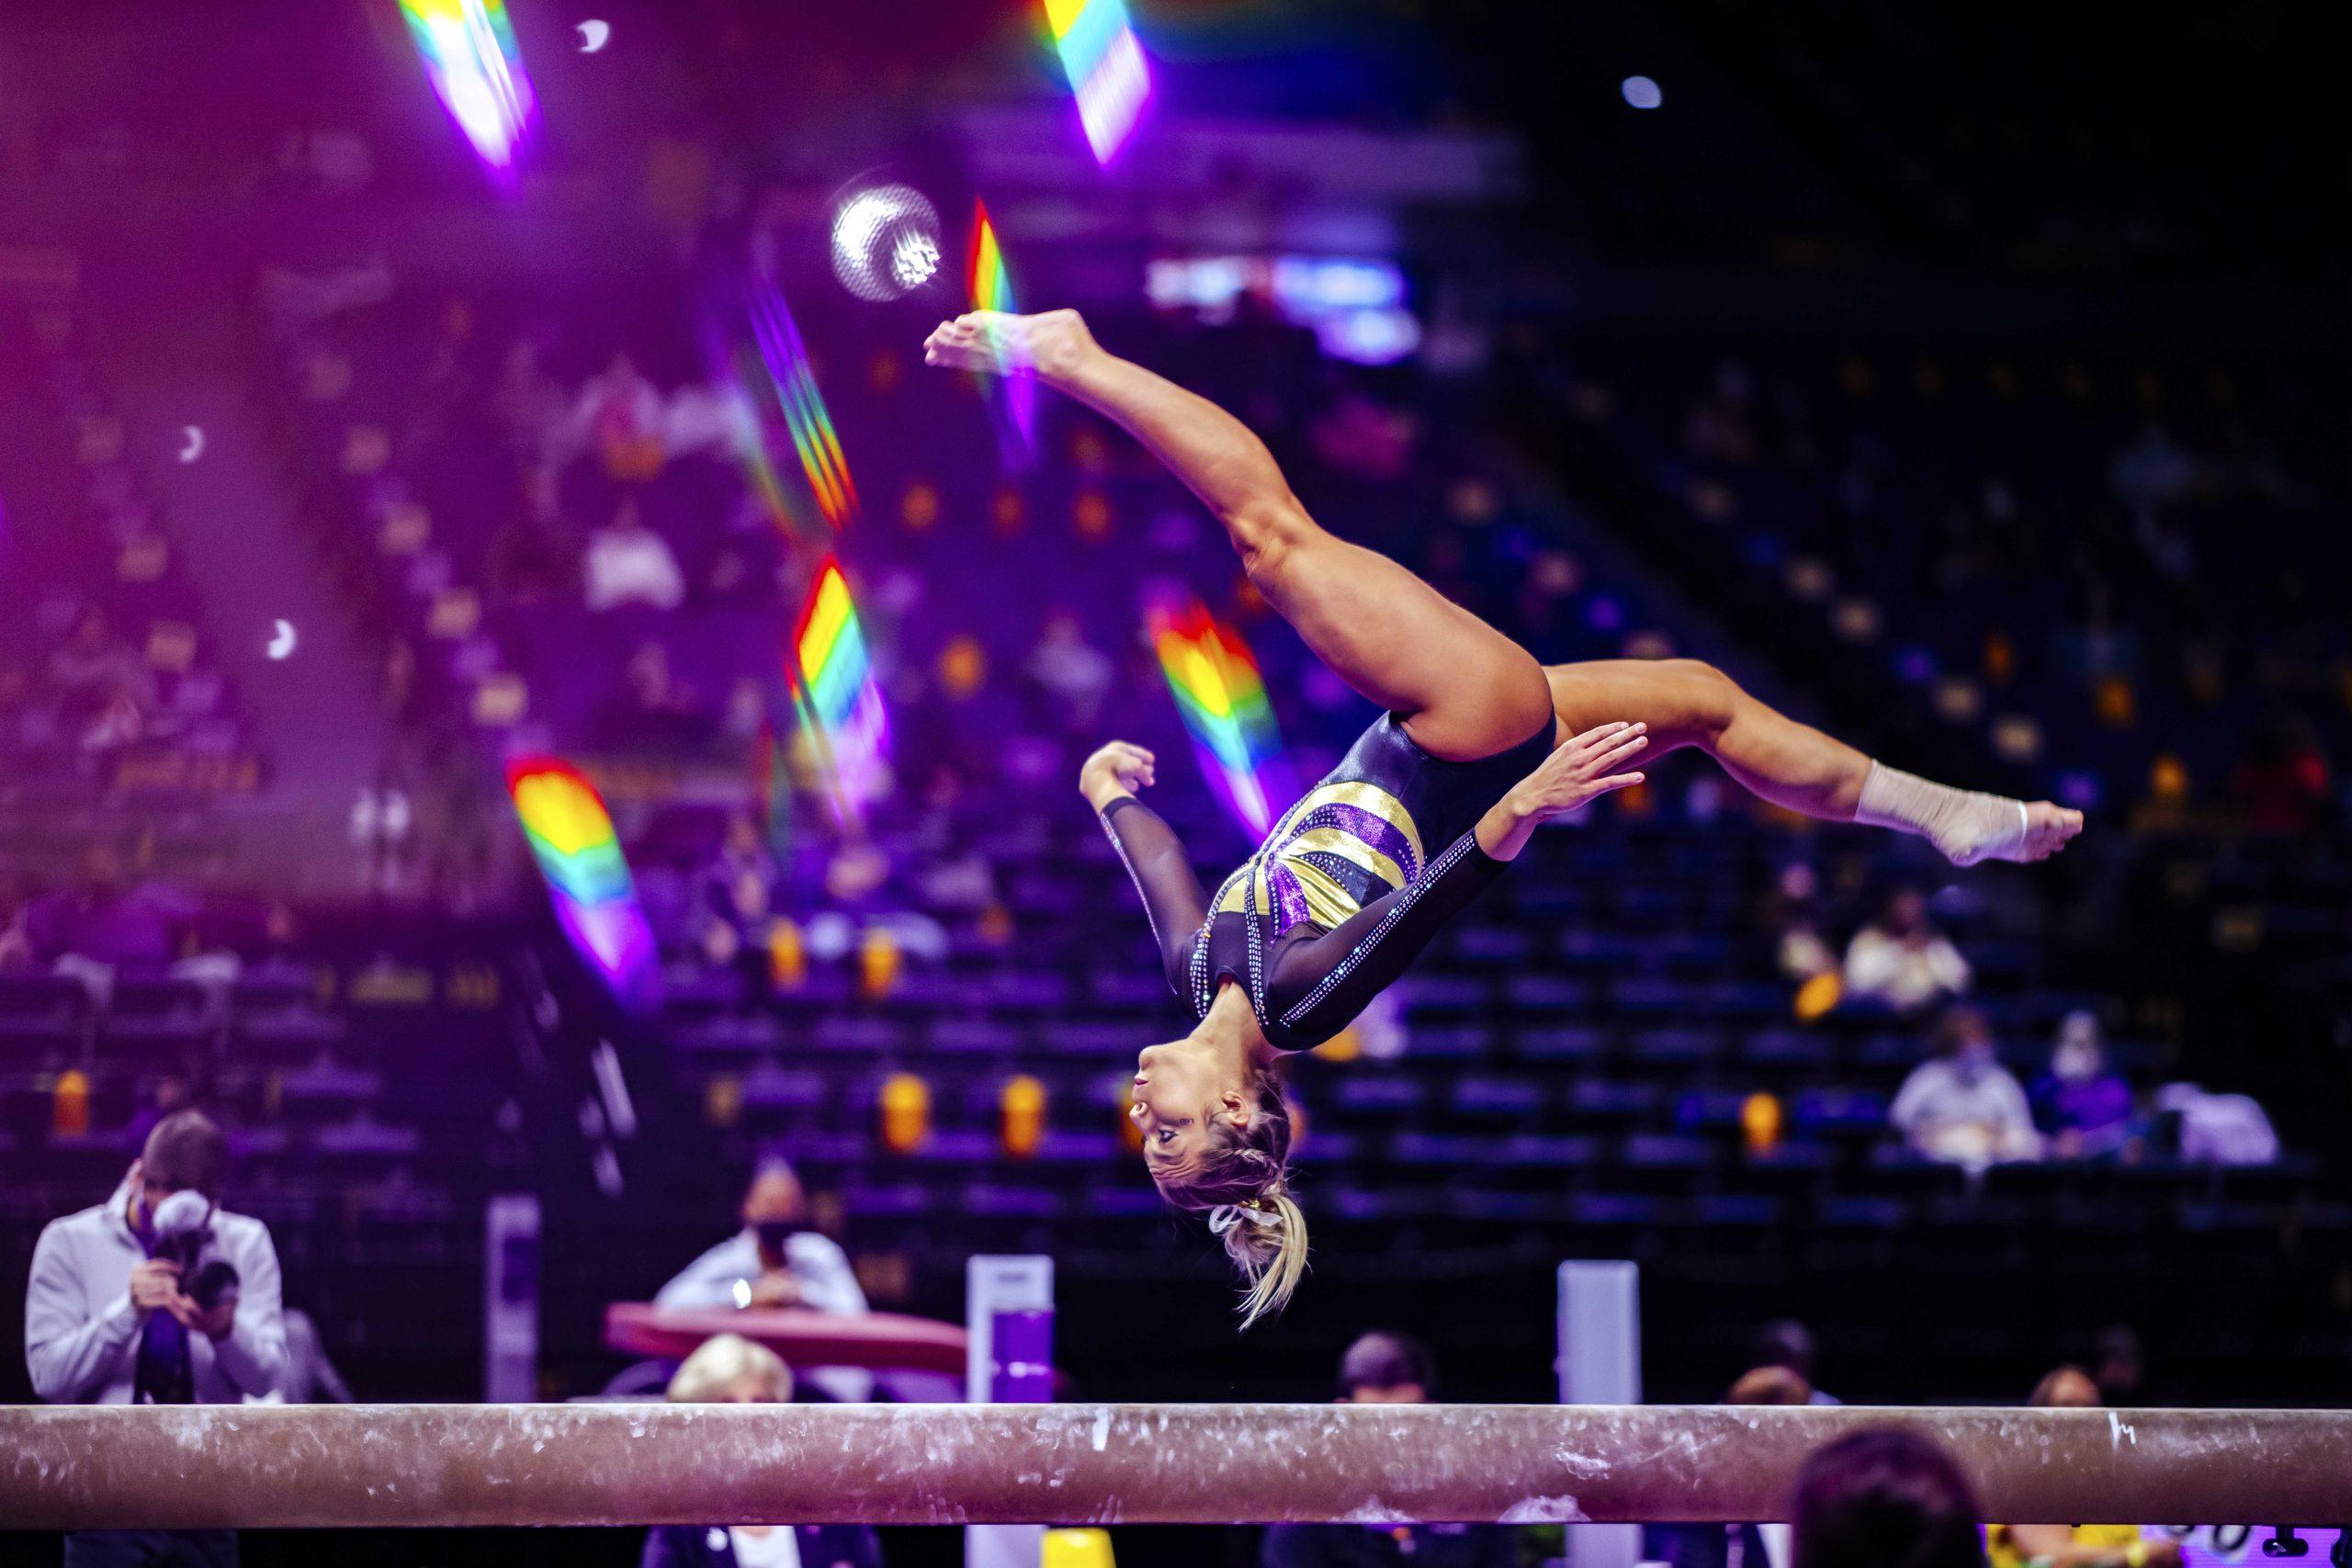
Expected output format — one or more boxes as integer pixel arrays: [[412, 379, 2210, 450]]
[[25, 1109, 287, 1568]]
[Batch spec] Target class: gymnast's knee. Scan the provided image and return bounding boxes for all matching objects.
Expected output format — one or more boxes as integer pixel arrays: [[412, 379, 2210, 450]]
[[1664, 658, 1742, 740], [1227, 498, 1314, 587]]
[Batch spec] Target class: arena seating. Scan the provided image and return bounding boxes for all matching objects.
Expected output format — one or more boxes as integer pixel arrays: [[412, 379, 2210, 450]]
[[216, 261, 2352, 1405]]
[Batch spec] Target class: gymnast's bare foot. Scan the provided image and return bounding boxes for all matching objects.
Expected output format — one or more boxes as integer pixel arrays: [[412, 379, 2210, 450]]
[[1938, 797, 2085, 866], [922, 308, 1095, 381], [2009, 800, 2086, 863]]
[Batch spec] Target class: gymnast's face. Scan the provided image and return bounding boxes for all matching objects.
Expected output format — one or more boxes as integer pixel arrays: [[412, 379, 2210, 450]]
[[1131, 1041, 1245, 1176]]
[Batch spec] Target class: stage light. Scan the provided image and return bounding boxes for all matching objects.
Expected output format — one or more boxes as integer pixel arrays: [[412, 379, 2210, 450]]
[[742, 276, 858, 527], [401, 0, 536, 174], [1622, 75, 1663, 110], [967, 200, 1037, 457], [830, 185, 944, 302], [1150, 601, 1291, 837], [788, 558, 890, 829], [1045, 0, 1151, 163], [507, 758, 659, 1011]]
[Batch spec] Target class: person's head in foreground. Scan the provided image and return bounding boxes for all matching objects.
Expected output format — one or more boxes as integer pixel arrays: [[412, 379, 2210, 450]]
[[1727, 1364, 1815, 1406], [1337, 1331, 1437, 1404], [668, 1333, 793, 1404], [1792, 1428, 1987, 1568], [2029, 1364, 2102, 1409], [1128, 1039, 1305, 1327]]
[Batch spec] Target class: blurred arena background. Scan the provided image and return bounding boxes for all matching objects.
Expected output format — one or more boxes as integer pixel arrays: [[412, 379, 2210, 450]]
[[0, 2, 2345, 1565]]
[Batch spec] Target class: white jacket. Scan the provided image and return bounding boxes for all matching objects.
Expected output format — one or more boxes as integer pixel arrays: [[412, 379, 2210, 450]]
[[25, 1179, 287, 1404]]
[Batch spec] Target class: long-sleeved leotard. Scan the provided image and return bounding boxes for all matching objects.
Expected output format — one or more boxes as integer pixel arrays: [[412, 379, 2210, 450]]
[[1100, 711, 1553, 1052]]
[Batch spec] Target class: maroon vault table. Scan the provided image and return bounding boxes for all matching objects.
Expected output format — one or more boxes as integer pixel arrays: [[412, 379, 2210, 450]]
[[603, 1303, 970, 1376]]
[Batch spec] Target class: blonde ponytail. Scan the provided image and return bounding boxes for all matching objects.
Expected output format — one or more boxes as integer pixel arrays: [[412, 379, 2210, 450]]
[[1211, 1188, 1308, 1328], [1153, 1066, 1307, 1327]]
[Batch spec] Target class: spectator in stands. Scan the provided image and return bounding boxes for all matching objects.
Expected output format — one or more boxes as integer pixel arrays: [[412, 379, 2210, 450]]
[[1261, 1332, 1517, 1568], [26, 1110, 287, 1568], [1750, 1318, 1839, 1405], [1843, 888, 1971, 1013], [492, 337, 569, 471], [484, 468, 577, 606], [910, 762, 999, 915], [1023, 611, 1115, 733], [1763, 864, 1838, 984], [0, 870, 34, 971], [699, 813, 781, 958], [25, 841, 200, 998], [595, 641, 709, 750], [1647, 1365, 1813, 1568], [1985, 1369, 2178, 1568], [2029, 1011, 2136, 1160], [1792, 1428, 1985, 1568], [641, 1334, 884, 1568], [48, 605, 154, 715], [575, 351, 669, 485], [585, 499, 687, 613], [1890, 1007, 2040, 1168], [655, 1156, 872, 1404], [47, 605, 155, 755], [806, 840, 951, 968], [2089, 1325, 2145, 1408]]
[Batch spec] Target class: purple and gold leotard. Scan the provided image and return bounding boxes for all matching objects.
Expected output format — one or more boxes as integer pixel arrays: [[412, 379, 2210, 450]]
[[1100, 712, 1553, 1051]]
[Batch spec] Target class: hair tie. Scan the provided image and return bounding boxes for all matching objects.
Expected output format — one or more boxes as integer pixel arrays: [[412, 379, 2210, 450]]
[[1209, 1202, 1279, 1235]]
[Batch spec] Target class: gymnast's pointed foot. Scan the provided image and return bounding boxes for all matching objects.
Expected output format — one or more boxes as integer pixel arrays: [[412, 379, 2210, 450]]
[[923, 307, 1094, 379], [1856, 762, 2085, 866], [2000, 799, 2086, 864]]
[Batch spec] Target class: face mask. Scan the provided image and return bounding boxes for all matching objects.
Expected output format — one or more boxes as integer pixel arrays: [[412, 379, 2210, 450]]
[[1953, 1043, 1996, 1081], [752, 1220, 795, 1252], [2053, 1042, 2101, 1082]]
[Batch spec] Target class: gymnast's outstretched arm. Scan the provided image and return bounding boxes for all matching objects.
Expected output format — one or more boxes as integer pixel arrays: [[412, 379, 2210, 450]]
[[1268, 721, 1653, 1039], [1080, 740, 1207, 997]]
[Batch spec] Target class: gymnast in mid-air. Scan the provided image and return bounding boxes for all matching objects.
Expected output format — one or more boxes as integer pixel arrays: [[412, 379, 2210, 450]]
[[924, 309, 2083, 1325]]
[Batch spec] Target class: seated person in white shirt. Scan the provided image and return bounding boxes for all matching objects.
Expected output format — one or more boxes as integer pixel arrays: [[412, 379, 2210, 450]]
[[1890, 1006, 2041, 1168], [584, 499, 686, 613], [655, 1156, 870, 1403], [1843, 887, 1972, 1013]]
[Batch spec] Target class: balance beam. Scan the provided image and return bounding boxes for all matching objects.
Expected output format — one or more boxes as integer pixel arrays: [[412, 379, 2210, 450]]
[[1, 1404, 2345, 1530]]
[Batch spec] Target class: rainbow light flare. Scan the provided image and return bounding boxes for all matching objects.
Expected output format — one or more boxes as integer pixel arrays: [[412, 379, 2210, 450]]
[[966, 201, 1037, 459], [747, 277, 857, 528], [1151, 603, 1291, 836], [1044, 0, 1151, 164], [788, 558, 890, 826], [506, 758, 659, 1010], [400, 0, 536, 174], [712, 340, 813, 544]]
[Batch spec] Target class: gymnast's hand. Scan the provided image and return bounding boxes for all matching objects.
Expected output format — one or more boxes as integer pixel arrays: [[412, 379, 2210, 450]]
[[1476, 722, 1648, 862], [1080, 740, 1157, 811]]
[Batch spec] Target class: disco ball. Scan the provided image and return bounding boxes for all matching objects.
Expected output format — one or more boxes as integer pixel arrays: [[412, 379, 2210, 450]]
[[829, 184, 943, 302]]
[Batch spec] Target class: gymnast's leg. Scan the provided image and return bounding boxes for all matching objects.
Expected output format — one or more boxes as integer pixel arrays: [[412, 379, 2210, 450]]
[[923, 309, 1555, 762], [1542, 659, 2083, 864]]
